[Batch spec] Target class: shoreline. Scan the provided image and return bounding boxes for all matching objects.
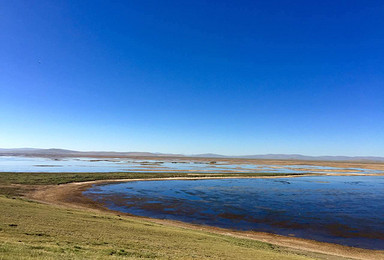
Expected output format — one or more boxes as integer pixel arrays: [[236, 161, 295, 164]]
[[27, 175, 384, 260]]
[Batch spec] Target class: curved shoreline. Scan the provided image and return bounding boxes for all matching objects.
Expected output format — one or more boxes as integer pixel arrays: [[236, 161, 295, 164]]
[[27, 176, 384, 260]]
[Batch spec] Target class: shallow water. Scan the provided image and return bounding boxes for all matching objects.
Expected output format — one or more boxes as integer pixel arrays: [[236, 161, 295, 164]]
[[0, 156, 382, 174], [84, 176, 384, 250]]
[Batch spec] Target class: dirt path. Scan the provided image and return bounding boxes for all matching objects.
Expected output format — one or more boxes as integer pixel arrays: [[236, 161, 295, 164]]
[[27, 177, 384, 260]]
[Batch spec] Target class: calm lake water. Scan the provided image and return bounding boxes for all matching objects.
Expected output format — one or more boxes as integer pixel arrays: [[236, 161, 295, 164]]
[[0, 156, 382, 174], [84, 176, 384, 250]]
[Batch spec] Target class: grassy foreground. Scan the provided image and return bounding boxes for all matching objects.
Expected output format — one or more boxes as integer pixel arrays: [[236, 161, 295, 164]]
[[0, 195, 313, 260], [0, 171, 314, 259]]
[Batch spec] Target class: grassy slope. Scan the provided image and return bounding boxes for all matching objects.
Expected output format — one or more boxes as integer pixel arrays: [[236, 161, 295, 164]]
[[0, 171, 314, 259], [0, 196, 312, 260]]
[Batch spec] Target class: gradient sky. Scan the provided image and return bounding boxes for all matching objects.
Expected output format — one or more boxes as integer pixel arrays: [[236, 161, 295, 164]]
[[1, 0, 383, 156]]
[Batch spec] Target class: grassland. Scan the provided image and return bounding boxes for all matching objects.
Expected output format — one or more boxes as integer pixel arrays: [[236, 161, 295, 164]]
[[0, 171, 320, 260], [0, 195, 319, 260]]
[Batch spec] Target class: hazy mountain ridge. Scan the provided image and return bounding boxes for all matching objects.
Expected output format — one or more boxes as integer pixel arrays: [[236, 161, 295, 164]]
[[0, 148, 383, 161], [0, 148, 184, 158]]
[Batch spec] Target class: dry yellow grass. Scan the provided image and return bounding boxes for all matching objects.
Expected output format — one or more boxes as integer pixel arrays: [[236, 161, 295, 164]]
[[0, 196, 315, 260]]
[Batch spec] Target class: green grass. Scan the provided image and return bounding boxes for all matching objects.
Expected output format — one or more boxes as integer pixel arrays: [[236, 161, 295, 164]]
[[0, 196, 313, 259], [0, 171, 315, 259]]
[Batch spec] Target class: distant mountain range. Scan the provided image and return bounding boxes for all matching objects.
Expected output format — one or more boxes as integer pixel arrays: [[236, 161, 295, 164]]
[[0, 148, 184, 158], [0, 148, 383, 162]]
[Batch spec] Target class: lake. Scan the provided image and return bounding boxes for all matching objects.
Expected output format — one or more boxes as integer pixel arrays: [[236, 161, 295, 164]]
[[84, 176, 384, 250], [0, 156, 382, 174]]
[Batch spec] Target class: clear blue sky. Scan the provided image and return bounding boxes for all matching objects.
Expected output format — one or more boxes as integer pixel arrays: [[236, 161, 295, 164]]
[[1, 0, 383, 156]]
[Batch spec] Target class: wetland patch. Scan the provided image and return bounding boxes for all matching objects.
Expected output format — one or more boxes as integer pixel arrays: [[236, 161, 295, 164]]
[[1, 156, 383, 174]]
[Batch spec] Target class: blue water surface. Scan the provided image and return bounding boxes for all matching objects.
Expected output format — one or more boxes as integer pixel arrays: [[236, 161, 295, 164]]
[[84, 176, 384, 250], [1, 156, 382, 174]]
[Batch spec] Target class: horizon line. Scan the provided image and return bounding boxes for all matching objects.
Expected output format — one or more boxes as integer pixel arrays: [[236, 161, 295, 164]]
[[0, 147, 383, 159]]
